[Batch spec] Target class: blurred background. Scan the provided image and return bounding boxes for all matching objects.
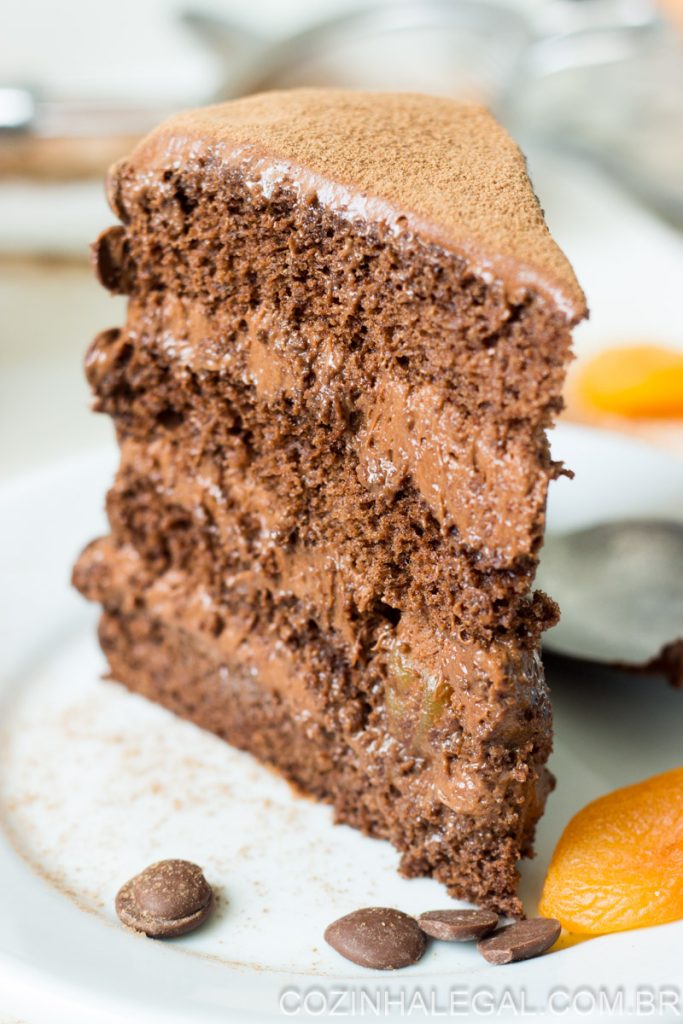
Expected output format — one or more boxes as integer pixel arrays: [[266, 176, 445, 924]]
[[1, 0, 683, 483]]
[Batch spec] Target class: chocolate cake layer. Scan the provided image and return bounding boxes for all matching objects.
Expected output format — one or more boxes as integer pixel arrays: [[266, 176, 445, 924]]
[[74, 90, 586, 913]]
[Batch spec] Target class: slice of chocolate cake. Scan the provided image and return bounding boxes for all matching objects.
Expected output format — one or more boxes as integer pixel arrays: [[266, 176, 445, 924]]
[[74, 90, 586, 914]]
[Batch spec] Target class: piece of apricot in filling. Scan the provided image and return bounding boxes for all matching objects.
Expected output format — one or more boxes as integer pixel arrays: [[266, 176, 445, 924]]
[[539, 766, 683, 934]]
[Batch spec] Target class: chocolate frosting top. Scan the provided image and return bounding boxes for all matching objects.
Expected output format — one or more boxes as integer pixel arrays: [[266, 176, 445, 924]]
[[128, 88, 586, 322]]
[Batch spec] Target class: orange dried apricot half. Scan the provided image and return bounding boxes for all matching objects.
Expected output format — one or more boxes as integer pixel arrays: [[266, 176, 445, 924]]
[[577, 345, 683, 418], [539, 767, 683, 934]]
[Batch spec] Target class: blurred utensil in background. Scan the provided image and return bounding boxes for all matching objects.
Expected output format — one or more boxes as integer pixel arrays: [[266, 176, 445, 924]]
[[507, 2, 683, 228], [0, 88, 175, 178], [181, 0, 531, 103], [0, 89, 175, 137]]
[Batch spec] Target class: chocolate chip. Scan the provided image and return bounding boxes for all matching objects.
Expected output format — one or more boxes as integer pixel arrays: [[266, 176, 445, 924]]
[[418, 908, 498, 941], [115, 860, 214, 938], [105, 158, 130, 223], [477, 918, 561, 965], [324, 908, 426, 970], [92, 225, 135, 294], [84, 327, 123, 392]]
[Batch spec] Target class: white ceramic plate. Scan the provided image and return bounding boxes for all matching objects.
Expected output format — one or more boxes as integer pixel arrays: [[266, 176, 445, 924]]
[[1, 425, 682, 1024]]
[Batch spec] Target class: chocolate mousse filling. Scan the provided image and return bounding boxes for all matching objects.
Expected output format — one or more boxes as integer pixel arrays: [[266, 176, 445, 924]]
[[73, 89, 586, 914]]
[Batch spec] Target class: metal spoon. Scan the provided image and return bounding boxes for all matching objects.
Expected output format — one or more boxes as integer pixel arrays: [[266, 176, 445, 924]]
[[537, 520, 683, 683], [181, 0, 530, 104]]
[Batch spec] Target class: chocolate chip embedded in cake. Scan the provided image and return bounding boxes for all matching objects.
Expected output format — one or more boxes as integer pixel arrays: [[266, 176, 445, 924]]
[[73, 89, 586, 915]]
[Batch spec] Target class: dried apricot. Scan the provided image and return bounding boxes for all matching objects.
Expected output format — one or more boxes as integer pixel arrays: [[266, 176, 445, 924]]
[[539, 767, 683, 934], [577, 345, 683, 419]]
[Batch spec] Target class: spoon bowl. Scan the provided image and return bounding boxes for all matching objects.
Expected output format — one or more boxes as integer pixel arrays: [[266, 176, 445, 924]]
[[538, 519, 683, 668]]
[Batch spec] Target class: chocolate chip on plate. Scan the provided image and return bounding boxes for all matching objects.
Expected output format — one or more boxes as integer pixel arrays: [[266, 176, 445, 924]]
[[477, 918, 561, 965], [418, 908, 499, 942], [325, 908, 426, 970], [115, 859, 214, 938]]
